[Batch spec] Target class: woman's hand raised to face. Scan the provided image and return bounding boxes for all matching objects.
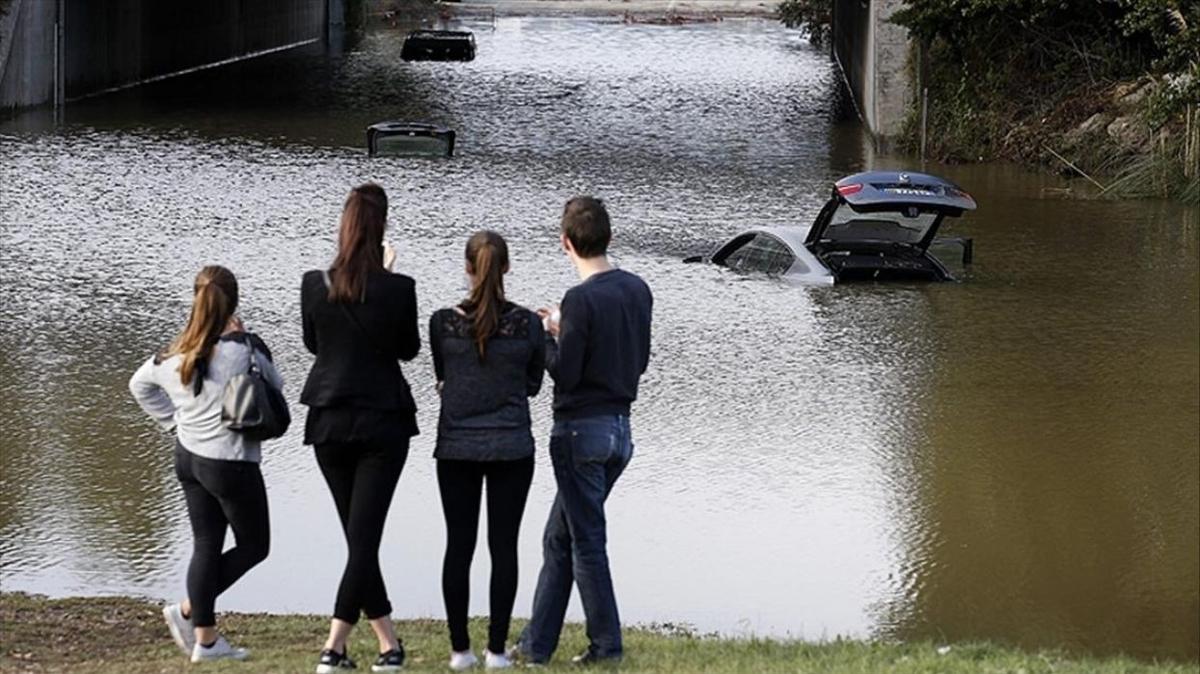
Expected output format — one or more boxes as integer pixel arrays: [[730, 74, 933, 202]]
[[382, 241, 397, 272]]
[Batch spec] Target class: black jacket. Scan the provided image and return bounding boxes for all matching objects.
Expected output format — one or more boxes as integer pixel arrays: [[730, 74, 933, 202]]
[[300, 270, 420, 413], [430, 303, 545, 461]]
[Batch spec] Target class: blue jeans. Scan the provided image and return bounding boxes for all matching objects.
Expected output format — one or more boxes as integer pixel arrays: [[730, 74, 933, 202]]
[[520, 415, 633, 661]]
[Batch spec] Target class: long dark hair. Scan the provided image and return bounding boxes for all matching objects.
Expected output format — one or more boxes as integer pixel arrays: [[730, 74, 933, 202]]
[[166, 265, 238, 387], [461, 230, 509, 361], [329, 183, 388, 303]]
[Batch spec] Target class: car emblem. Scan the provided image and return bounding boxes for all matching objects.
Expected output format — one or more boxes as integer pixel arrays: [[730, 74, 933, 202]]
[[899, 173, 910, 183]]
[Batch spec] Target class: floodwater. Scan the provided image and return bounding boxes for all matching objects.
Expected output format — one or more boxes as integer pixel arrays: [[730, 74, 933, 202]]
[[1, 16, 1197, 662]]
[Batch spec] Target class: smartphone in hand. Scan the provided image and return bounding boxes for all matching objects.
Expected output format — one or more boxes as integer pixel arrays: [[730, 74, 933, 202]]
[[383, 241, 397, 271], [538, 306, 561, 336]]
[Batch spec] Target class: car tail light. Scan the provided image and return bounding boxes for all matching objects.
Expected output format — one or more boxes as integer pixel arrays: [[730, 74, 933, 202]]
[[837, 183, 863, 196]]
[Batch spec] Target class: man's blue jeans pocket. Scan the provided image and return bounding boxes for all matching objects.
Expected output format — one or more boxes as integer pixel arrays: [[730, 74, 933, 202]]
[[552, 419, 618, 466]]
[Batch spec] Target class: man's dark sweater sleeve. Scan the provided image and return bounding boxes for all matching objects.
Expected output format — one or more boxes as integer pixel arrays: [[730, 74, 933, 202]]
[[640, 287, 653, 374], [545, 288, 588, 391]]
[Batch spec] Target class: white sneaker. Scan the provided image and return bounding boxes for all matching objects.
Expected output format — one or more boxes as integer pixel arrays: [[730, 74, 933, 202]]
[[191, 636, 249, 663], [449, 650, 478, 670], [484, 650, 512, 669], [162, 603, 195, 656]]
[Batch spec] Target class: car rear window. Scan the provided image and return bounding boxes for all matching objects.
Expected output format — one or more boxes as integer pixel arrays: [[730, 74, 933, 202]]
[[824, 204, 938, 244]]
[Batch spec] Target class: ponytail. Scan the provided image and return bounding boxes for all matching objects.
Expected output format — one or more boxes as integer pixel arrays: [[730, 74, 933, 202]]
[[462, 231, 509, 361], [166, 266, 239, 391]]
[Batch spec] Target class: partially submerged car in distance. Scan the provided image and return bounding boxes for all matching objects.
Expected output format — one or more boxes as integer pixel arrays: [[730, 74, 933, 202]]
[[400, 30, 477, 61], [687, 171, 977, 283], [367, 121, 456, 157]]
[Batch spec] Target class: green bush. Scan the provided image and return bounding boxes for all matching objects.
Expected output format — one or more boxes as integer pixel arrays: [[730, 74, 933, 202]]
[[891, 0, 1198, 201], [778, 0, 832, 46], [892, 0, 1198, 121]]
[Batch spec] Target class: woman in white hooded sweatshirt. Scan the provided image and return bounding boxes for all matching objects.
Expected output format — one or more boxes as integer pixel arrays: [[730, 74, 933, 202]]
[[129, 265, 283, 663]]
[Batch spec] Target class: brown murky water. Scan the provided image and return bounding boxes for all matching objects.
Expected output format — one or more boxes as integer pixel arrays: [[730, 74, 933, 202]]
[[1, 17, 1196, 661]]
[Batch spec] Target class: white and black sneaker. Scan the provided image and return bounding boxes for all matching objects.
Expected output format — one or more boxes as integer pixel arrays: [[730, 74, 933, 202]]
[[190, 636, 249, 663], [162, 603, 194, 656], [484, 649, 512, 669], [448, 649, 478, 670], [317, 648, 357, 673], [372, 644, 405, 672]]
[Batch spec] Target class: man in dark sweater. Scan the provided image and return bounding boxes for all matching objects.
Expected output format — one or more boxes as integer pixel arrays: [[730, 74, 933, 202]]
[[516, 196, 652, 665]]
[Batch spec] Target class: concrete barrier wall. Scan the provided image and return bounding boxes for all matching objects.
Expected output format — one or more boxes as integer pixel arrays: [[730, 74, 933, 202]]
[[0, 0, 59, 111], [832, 0, 869, 123], [1, 0, 328, 111], [869, 0, 911, 140], [832, 0, 912, 148], [64, 0, 326, 100]]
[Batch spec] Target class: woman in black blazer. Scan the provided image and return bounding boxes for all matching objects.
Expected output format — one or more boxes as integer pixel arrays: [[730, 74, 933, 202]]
[[301, 183, 417, 674]]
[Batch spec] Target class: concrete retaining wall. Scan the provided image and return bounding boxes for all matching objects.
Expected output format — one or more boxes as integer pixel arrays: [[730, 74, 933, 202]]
[[832, 0, 912, 149], [1, 0, 330, 112], [64, 0, 326, 100], [0, 0, 59, 111]]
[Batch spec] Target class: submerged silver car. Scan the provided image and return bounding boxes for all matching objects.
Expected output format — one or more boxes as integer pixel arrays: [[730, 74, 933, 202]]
[[688, 171, 977, 283]]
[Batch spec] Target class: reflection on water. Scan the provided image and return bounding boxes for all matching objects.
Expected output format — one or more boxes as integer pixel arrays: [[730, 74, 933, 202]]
[[1, 17, 1197, 661], [872, 181, 1200, 658]]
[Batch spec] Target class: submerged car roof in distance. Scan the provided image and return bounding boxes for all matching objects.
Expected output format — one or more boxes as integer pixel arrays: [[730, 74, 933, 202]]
[[834, 171, 977, 215]]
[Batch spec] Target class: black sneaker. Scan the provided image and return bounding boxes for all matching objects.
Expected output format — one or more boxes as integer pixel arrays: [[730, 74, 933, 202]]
[[507, 642, 548, 666], [316, 648, 357, 673], [571, 646, 623, 666], [371, 644, 405, 672]]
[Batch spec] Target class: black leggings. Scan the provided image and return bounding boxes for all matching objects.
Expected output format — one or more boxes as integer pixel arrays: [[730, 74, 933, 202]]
[[437, 457, 535, 654], [174, 443, 270, 628], [315, 439, 409, 624]]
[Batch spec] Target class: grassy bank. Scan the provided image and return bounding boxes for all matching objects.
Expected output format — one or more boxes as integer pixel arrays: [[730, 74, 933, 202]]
[[1, 594, 1196, 673]]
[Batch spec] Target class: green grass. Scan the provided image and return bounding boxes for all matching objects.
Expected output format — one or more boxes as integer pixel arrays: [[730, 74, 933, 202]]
[[1, 593, 1195, 673]]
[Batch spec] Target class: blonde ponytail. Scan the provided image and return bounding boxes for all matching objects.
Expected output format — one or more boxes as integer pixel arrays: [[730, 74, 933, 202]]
[[166, 266, 239, 390]]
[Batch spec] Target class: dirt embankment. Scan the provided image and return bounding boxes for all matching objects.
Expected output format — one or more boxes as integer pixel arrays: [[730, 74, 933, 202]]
[[1000, 80, 1166, 163], [997, 79, 1198, 200]]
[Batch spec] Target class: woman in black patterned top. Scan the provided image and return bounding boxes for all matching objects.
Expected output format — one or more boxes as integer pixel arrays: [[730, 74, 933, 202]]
[[429, 230, 545, 670]]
